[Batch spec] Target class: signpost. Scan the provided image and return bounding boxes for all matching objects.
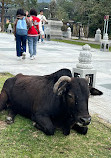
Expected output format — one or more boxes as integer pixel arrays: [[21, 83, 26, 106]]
[[103, 15, 109, 37], [100, 15, 110, 52]]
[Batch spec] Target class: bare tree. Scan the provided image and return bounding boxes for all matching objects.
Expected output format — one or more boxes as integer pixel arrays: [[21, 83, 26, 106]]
[[1, 0, 5, 32], [1, 0, 12, 32]]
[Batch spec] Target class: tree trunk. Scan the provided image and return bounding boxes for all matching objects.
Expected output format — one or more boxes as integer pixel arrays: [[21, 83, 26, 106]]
[[1, 0, 5, 32]]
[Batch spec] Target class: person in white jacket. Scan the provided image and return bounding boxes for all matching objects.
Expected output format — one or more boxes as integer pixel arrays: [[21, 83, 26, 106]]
[[37, 10, 47, 42]]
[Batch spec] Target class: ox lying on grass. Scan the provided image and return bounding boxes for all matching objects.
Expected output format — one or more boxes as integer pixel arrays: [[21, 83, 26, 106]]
[[0, 69, 103, 135]]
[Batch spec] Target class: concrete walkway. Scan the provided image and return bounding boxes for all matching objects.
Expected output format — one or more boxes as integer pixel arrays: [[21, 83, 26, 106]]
[[0, 33, 111, 123]]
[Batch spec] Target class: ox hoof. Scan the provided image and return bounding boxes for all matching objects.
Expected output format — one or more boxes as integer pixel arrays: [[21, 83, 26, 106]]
[[6, 116, 14, 124], [45, 130, 55, 136], [44, 127, 55, 136], [72, 124, 88, 135], [63, 129, 70, 136]]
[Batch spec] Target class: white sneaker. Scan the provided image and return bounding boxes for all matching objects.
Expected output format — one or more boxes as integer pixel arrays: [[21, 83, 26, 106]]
[[33, 55, 36, 59], [30, 56, 34, 60], [17, 56, 22, 60], [22, 52, 26, 59]]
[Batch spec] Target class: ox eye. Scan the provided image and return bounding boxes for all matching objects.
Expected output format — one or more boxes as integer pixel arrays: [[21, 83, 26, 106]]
[[68, 93, 73, 99]]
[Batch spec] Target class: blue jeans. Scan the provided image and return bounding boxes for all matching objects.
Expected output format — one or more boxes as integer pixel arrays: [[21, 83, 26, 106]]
[[41, 25, 44, 42], [16, 34, 27, 57], [28, 36, 38, 57]]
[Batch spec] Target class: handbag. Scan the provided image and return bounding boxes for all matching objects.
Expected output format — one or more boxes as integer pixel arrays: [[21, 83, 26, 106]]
[[33, 20, 40, 34]]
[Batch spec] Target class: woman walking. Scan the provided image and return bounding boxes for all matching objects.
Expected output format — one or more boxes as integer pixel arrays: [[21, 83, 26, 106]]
[[14, 9, 31, 60], [28, 9, 44, 60]]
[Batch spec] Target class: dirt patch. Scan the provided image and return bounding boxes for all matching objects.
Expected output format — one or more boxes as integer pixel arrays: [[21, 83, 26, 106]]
[[0, 121, 7, 130], [105, 147, 111, 151]]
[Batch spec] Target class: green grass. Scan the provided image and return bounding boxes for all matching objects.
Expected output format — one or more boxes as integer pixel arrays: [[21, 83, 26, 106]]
[[0, 73, 111, 158], [0, 73, 13, 89], [52, 39, 111, 51]]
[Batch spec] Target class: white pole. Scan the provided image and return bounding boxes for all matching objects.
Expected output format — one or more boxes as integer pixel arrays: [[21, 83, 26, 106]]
[[106, 20, 109, 34], [104, 19, 106, 34]]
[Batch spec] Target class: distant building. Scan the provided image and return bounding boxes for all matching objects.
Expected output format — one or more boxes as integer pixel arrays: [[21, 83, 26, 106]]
[[38, 0, 51, 3]]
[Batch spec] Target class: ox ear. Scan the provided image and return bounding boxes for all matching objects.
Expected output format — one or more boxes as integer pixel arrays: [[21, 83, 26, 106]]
[[89, 87, 103, 96], [57, 82, 69, 96]]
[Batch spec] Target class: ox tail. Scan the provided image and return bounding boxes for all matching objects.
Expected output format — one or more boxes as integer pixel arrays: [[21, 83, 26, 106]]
[[0, 90, 8, 111]]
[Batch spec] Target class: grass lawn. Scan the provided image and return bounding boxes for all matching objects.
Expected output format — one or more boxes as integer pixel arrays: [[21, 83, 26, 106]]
[[52, 39, 111, 51], [0, 73, 111, 158]]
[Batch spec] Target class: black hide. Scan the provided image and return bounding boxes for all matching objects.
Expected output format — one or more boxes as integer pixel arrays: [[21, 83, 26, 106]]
[[0, 68, 102, 135]]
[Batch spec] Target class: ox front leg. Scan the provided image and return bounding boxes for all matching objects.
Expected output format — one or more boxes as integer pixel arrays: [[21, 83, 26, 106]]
[[72, 124, 88, 135], [6, 108, 17, 124], [35, 114, 55, 135], [62, 120, 70, 136], [0, 90, 8, 111]]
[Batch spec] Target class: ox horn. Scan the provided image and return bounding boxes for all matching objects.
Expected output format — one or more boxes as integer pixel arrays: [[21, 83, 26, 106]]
[[53, 76, 71, 93]]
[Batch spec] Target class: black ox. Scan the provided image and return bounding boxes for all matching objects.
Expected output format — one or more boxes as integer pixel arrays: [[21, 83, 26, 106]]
[[0, 69, 102, 135]]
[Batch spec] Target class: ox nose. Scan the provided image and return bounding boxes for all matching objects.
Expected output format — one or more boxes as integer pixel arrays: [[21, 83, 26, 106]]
[[80, 117, 91, 125]]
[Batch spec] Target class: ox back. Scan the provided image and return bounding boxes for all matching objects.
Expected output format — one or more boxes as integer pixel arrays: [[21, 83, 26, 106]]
[[0, 69, 72, 119]]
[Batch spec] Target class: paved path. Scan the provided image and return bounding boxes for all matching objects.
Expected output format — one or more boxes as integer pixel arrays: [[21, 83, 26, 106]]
[[0, 33, 111, 123]]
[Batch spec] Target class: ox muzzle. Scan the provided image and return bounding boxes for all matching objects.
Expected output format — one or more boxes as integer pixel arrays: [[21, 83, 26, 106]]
[[76, 115, 91, 127]]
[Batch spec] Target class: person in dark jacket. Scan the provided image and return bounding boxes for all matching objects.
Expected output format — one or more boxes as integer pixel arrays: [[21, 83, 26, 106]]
[[13, 9, 31, 60]]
